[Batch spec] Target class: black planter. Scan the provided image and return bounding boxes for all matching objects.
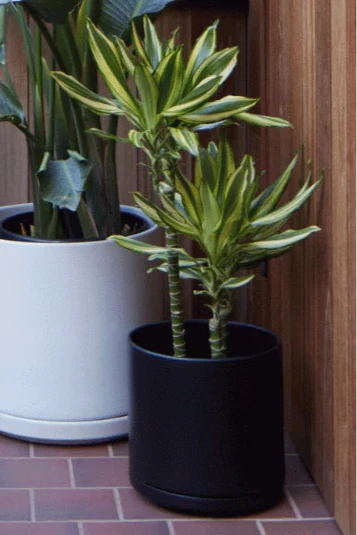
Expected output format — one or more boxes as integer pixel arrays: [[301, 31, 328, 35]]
[[129, 320, 285, 517]]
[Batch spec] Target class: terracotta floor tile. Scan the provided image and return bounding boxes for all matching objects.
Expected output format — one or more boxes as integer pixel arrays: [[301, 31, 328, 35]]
[[72, 458, 130, 487], [287, 486, 332, 518], [0, 435, 30, 457], [285, 456, 313, 486], [262, 519, 342, 534], [119, 488, 193, 520], [83, 521, 170, 534], [0, 459, 70, 488], [0, 524, 79, 535], [35, 489, 119, 521], [111, 441, 129, 456], [34, 444, 110, 457], [245, 495, 296, 520], [172, 520, 261, 535], [0, 490, 30, 520]]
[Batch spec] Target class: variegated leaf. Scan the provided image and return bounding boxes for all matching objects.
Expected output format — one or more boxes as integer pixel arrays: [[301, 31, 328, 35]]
[[169, 127, 199, 156], [51, 72, 121, 115], [184, 20, 218, 89], [192, 46, 238, 87], [179, 95, 259, 124]]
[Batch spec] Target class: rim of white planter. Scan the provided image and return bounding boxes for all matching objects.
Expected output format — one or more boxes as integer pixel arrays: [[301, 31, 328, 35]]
[[0, 203, 162, 444]]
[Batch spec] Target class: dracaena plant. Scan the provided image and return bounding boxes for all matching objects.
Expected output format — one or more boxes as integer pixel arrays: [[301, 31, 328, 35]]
[[113, 138, 322, 359], [52, 15, 291, 356], [0, 0, 174, 239]]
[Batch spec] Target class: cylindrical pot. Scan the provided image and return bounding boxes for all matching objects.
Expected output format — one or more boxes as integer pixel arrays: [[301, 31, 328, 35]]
[[0, 203, 162, 444], [129, 320, 285, 516]]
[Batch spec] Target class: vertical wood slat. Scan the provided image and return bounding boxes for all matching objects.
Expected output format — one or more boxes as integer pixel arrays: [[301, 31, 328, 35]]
[[0, 18, 29, 205], [248, 1, 355, 534]]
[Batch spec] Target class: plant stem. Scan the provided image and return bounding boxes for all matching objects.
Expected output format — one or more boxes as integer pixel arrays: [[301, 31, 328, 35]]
[[209, 297, 231, 359], [165, 225, 185, 358]]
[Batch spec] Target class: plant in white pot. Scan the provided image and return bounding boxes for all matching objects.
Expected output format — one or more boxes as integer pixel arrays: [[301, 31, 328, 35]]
[[113, 137, 322, 516], [0, 0, 174, 444]]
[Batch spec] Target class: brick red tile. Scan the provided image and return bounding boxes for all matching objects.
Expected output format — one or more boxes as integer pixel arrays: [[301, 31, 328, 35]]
[[33, 444, 110, 457], [0, 435, 30, 457], [285, 456, 313, 485], [0, 490, 30, 520], [72, 458, 130, 487], [262, 520, 342, 535], [119, 488, 192, 519], [287, 486, 332, 518], [83, 521, 170, 534], [0, 523, 79, 535], [111, 441, 129, 456], [245, 495, 296, 520], [0, 459, 70, 488], [172, 520, 261, 535], [35, 489, 118, 521]]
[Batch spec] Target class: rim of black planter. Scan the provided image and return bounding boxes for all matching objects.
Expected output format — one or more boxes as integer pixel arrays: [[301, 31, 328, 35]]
[[130, 320, 281, 363]]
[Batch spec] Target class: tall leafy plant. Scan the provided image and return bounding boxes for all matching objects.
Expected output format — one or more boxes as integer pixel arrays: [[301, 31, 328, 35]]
[[52, 16, 291, 356], [0, 0, 174, 239], [113, 138, 322, 358]]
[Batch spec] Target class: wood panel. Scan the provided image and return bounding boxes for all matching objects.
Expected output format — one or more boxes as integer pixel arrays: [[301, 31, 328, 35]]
[[248, 1, 356, 534], [0, 18, 29, 205]]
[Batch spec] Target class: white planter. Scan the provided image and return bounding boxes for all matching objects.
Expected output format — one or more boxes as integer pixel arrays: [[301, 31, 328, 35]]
[[0, 203, 162, 443]]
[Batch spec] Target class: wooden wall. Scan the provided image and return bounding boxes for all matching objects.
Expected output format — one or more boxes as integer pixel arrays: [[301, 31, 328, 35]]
[[0, 2, 355, 534], [248, 2, 356, 534]]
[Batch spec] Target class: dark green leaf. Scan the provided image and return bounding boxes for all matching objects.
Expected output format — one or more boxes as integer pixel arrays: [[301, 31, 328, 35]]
[[0, 80, 25, 125], [37, 151, 92, 211]]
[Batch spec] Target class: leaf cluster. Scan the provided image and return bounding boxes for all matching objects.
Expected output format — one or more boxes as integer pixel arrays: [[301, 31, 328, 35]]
[[113, 137, 322, 304]]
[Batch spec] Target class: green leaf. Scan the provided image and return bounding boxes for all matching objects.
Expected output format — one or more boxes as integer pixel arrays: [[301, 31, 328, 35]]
[[98, 0, 175, 39], [87, 20, 140, 115], [0, 80, 25, 125], [200, 181, 221, 237], [110, 234, 169, 255], [143, 15, 162, 69], [1, 0, 80, 23], [192, 46, 238, 87], [156, 47, 184, 112], [86, 127, 128, 143], [169, 127, 199, 156], [134, 63, 158, 128], [174, 173, 202, 225], [219, 274, 255, 290], [246, 226, 321, 251], [237, 111, 292, 128], [250, 154, 299, 218], [162, 75, 221, 116], [251, 178, 322, 227], [37, 151, 92, 211], [132, 191, 164, 226], [184, 20, 218, 89], [114, 37, 138, 75], [51, 72, 121, 115], [179, 95, 259, 124]]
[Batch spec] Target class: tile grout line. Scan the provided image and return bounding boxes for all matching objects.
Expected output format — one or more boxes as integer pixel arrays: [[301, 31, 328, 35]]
[[29, 488, 36, 522], [285, 488, 304, 519], [113, 488, 124, 520], [256, 520, 268, 535], [68, 458, 76, 488], [167, 520, 176, 535]]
